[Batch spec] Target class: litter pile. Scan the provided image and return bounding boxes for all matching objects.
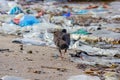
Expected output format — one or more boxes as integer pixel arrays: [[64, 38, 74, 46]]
[[0, 0, 120, 80], [1, 0, 120, 66]]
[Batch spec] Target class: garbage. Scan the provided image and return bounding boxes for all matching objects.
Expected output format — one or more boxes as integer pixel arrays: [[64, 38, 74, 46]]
[[0, 1, 120, 80], [35, 10, 44, 18], [8, 1, 18, 8], [68, 75, 100, 80], [9, 6, 24, 15], [0, 0, 9, 11], [69, 50, 89, 59], [62, 12, 71, 17], [72, 29, 89, 35], [110, 15, 120, 23], [76, 10, 89, 15], [13, 18, 20, 25], [85, 4, 99, 9], [103, 72, 120, 80], [92, 30, 120, 44], [71, 30, 120, 45], [19, 15, 40, 27], [114, 54, 120, 58], [1, 75, 30, 80], [12, 13, 24, 24], [70, 50, 120, 65], [0, 23, 20, 34], [12, 38, 46, 46], [76, 63, 120, 79], [106, 24, 120, 33], [50, 16, 72, 27], [71, 40, 120, 57], [70, 15, 108, 26], [92, 8, 108, 13], [84, 68, 102, 76]]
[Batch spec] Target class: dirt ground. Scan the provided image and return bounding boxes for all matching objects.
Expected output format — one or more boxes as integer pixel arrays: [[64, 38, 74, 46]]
[[0, 34, 83, 80]]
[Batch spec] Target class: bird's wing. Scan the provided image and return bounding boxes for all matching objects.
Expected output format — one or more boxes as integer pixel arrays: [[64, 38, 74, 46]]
[[62, 33, 70, 46]]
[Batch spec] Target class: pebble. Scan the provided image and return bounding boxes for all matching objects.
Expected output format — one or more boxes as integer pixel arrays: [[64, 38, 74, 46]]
[[33, 70, 42, 74], [9, 68, 13, 70], [27, 50, 33, 54]]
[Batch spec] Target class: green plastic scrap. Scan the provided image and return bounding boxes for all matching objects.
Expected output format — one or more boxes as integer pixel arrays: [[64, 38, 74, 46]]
[[72, 29, 89, 35]]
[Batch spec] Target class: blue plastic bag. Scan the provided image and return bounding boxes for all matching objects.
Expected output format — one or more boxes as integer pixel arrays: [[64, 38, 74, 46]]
[[19, 15, 39, 27], [76, 10, 89, 15], [9, 6, 23, 15], [63, 12, 71, 17]]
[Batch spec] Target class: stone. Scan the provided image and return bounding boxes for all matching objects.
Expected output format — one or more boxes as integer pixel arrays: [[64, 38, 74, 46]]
[[27, 50, 33, 54]]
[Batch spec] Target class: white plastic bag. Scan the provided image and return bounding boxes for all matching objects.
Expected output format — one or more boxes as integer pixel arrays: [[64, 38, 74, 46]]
[[1, 75, 29, 80], [68, 75, 100, 80], [1, 23, 20, 34], [0, 0, 9, 11]]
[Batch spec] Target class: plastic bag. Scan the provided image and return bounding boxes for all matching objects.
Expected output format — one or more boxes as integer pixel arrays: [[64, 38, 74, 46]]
[[1, 23, 20, 34], [72, 29, 89, 35], [9, 6, 24, 15], [76, 10, 89, 14], [68, 75, 100, 80], [63, 12, 71, 17], [1, 75, 28, 80], [19, 15, 39, 27], [0, 0, 9, 11]]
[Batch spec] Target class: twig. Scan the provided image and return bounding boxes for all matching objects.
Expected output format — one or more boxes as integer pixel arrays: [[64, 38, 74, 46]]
[[41, 66, 68, 72]]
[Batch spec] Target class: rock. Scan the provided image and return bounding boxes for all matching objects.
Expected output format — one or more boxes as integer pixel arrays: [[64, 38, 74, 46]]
[[103, 72, 120, 80], [20, 45, 24, 51], [57, 68, 67, 72], [68, 75, 101, 80], [9, 68, 13, 70], [1, 76, 30, 80], [33, 70, 42, 74], [24, 57, 33, 61], [27, 50, 33, 54]]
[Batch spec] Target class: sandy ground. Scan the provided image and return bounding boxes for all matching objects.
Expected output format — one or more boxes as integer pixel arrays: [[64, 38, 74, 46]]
[[0, 34, 83, 80]]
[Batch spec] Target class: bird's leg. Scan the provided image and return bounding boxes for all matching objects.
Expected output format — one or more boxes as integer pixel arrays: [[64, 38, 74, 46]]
[[59, 49, 63, 60], [64, 49, 67, 55], [80, 56, 84, 60]]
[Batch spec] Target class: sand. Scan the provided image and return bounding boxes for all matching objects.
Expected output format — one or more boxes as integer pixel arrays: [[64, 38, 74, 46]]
[[0, 34, 83, 80]]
